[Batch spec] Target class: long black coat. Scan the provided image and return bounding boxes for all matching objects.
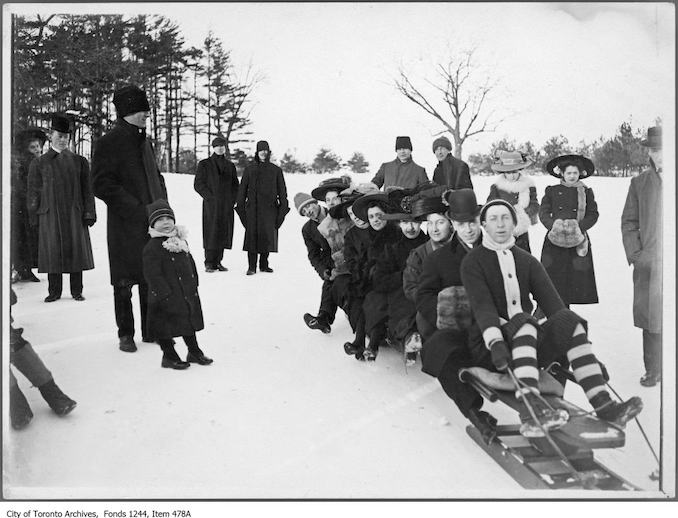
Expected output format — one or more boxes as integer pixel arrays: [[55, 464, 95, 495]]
[[142, 236, 204, 339], [27, 149, 96, 273], [236, 159, 290, 253], [92, 120, 167, 285], [362, 223, 400, 332], [194, 154, 239, 250], [11, 151, 39, 269], [539, 183, 599, 305], [343, 225, 373, 297], [432, 155, 473, 190]]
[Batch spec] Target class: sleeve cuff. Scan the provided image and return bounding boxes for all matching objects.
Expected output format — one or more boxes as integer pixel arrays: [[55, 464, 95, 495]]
[[483, 327, 503, 349]]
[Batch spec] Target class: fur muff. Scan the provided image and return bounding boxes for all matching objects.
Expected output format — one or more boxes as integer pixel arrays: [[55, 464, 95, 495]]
[[547, 218, 585, 248], [436, 286, 472, 330]]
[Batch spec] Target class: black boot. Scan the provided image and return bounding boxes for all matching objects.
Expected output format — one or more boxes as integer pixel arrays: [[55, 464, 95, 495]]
[[468, 408, 497, 444], [591, 392, 643, 427], [304, 313, 331, 334], [10, 384, 33, 430], [38, 379, 77, 416], [160, 341, 190, 370], [187, 347, 213, 365]]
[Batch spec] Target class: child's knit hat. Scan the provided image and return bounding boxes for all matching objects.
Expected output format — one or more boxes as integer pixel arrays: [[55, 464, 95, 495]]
[[147, 199, 175, 227]]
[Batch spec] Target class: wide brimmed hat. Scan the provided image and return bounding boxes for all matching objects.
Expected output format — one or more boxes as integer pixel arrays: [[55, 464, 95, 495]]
[[50, 115, 71, 134], [311, 175, 352, 201], [410, 194, 448, 221], [443, 188, 481, 222], [641, 126, 662, 148], [329, 183, 380, 219], [351, 193, 393, 222], [17, 127, 47, 146], [479, 199, 517, 225], [491, 150, 533, 173], [545, 154, 595, 179], [382, 187, 418, 221], [113, 84, 150, 118]]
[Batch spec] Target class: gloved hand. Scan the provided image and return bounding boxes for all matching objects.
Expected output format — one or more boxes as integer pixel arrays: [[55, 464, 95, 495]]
[[322, 269, 332, 281], [490, 340, 511, 372], [83, 217, 96, 227]]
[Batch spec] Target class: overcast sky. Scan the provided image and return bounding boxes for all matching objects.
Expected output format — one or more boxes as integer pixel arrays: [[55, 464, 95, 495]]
[[6, 2, 675, 169]]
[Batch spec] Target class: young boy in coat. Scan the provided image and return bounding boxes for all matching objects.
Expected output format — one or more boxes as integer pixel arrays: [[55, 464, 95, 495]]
[[143, 200, 212, 370]]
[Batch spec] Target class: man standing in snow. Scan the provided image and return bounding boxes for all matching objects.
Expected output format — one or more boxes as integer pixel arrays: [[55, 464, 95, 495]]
[[371, 136, 429, 190], [621, 126, 663, 387], [431, 136, 473, 191], [194, 136, 239, 273], [92, 84, 168, 353]]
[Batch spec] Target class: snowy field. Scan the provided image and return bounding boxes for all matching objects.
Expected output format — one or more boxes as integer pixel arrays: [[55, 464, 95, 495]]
[[3, 170, 675, 500]]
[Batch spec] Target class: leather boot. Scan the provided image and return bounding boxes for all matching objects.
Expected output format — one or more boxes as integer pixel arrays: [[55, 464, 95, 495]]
[[38, 379, 77, 416]]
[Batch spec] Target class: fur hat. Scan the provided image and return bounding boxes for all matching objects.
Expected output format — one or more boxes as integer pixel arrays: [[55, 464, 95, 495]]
[[491, 150, 533, 173], [256, 140, 270, 152], [395, 136, 412, 151], [443, 188, 481, 223], [480, 199, 517, 225], [545, 154, 595, 179], [147, 199, 175, 227], [311, 175, 352, 201], [211, 136, 227, 147], [547, 219, 585, 248], [437, 286, 472, 330], [113, 85, 151, 118], [50, 115, 71, 134], [641, 126, 662, 149], [294, 192, 316, 215], [432, 136, 453, 153]]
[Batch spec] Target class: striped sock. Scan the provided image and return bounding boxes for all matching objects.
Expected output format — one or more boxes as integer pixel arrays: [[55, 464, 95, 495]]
[[511, 331, 539, 391], [567, 327, 606, 399]]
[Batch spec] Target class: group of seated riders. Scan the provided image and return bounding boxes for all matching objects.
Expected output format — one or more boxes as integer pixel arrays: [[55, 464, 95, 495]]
[[295, 175, 643, 440]]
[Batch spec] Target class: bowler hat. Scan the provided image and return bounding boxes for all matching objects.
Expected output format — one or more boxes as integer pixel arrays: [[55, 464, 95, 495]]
[[351, 193, 393, 222], [311, 175, 352, 201], [212, 136, 227, 147], [147, 199, 175, 227], [641, 126, 662, 148], [443, 189, 481, 222], [395, 136, 412, 151], [491, 150, 533, 173], [50, 115, 71, 134], [113, 84, 150, 118], [545, 154, 595, 179]]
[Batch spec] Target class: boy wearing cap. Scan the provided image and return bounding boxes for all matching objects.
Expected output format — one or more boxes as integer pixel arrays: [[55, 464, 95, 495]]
[[431, 136, 473, 190], [27, 115, 96, 303], [460, 199, 643, 435], [621, 126, 663, 387], [143, 199, 212, 370], [371, 136, 428, 190], [92, 84, 168, 353], [194, 136, 239, 272]]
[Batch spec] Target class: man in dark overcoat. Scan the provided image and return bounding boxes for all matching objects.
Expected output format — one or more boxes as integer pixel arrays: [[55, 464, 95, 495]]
[[621, 126, 663, 387], [27, 115, 96, 302], [431, 136, 473, 190], [194, 136, 239, 272], [371, 136, 429, 190], [12, 127, 46, 282], [92, 84, 167, 353], [236, 140, 290, 275]]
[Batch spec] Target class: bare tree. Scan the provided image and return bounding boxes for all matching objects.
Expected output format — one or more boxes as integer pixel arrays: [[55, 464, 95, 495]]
[[394, 48, 502, 159]]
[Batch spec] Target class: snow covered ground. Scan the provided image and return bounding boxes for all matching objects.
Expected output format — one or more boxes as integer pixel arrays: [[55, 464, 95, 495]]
[[3, 170, 674, 500]]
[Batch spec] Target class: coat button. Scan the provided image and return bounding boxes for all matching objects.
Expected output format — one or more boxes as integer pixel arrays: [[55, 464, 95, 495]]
[[508, 273, 513, 278], [512, 300, 517, 305]]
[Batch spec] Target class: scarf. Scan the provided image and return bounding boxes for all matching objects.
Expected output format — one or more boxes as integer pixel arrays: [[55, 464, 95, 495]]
[[481, 230, 516, 252], [560, 179, 587, 222], [148, 225, 190, 253]]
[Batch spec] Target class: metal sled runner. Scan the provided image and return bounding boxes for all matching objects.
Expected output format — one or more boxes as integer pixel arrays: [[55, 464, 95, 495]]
[[460, 367, 640, 490]]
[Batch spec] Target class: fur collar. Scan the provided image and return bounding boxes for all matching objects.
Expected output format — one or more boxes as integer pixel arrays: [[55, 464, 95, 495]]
[[494, 173, 535, 194], [148, 225, 190, 253]]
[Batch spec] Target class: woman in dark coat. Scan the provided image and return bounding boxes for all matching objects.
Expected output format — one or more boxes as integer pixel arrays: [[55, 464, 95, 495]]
[[539, 154, 599, 306], [27, 116, 96, 302], [236, 140, 290, 275], [194, 136, 239, 272], [143, 199, 211, 370], [11, 128, 46, 282]]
